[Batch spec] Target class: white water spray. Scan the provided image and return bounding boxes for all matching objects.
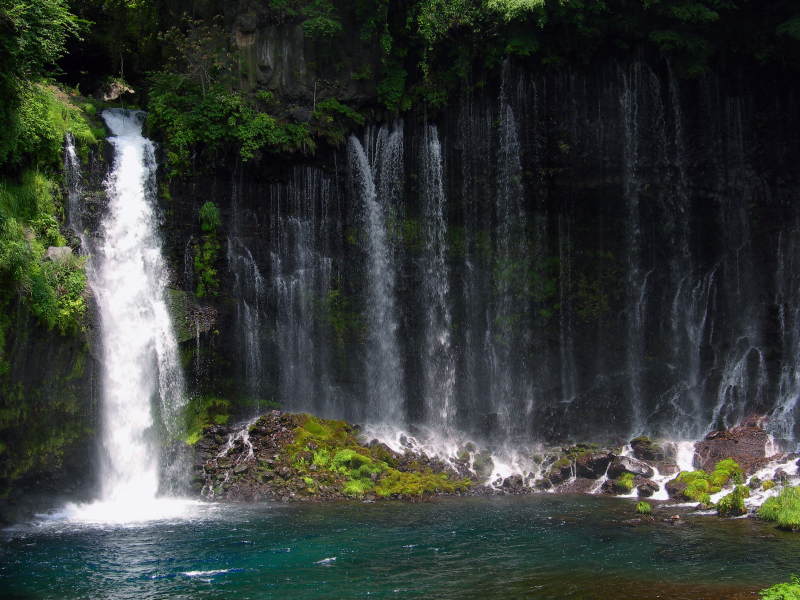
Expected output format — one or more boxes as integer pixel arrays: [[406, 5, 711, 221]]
[[55, 110, 190, 523]]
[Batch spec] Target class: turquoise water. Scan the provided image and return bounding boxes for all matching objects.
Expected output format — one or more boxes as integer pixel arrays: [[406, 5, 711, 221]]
[[2, 495, 798, 599]]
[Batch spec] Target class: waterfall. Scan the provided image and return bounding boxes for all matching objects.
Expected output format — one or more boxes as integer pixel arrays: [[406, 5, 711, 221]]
[[489, 93, 530, 437], [228, 237, 266, 403], [57, 109, 189, 522], [64, 133, 84, 239], [349, 132, 405, 426], [420, 124, 455, 429], [620, 63, 646, 435], [269, 168, 335, 417]]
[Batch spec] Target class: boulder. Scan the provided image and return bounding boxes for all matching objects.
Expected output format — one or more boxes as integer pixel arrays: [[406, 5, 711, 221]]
[[774, 469, 790, 483], [44, 246, 73, 263], [665, 477, 687, 499], [694, 424, 769, 474], [635, 478, 659, 498], [608, 456, 654, 480], [630, 436, 666, 462], [557, 477, 599, 494], [574, 451, 613, 479], [545, 460, 574, 485], [601, 479, 631, 495], [654, 462, 679, 477], [501, 474, 525, 492]]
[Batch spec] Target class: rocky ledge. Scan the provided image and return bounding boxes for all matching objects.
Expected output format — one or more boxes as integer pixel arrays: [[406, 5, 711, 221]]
[[191, 411, 473, 502], [191, 411, 796, 504]]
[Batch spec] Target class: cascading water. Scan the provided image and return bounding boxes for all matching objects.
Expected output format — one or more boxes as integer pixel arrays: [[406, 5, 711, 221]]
[[420, 124, 456, 429], [349, 132, 405, 426], [489, 91, 531, 438], [228, 237, 266, 402], [56, 109, 191, 522]]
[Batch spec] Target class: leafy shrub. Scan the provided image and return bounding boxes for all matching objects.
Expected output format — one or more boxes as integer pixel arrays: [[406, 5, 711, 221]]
[[302, 0, 342, 38], [636, 501, 652, 515], [147, 73, 314, 175]]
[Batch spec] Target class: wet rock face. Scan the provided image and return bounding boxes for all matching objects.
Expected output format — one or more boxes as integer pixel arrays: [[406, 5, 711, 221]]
[[574, 452, 614, 479], [694, 425, 769, 474], [630, 437, 666, 462], [665, 477, 688, 500], [607, 456, 654, 480]]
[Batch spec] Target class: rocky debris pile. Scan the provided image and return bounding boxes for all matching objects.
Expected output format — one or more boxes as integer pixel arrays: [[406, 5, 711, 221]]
[[192, 411, 472, 502], [530, 443, 667, 498]]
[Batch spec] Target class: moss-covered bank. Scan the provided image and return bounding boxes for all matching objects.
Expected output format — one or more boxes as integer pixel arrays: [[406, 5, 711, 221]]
[[192, 411, 472, 502]]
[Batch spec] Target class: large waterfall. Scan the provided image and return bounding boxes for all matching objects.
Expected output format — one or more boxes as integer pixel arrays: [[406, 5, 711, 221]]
[[180, 58, 799, 455], [59, 110, 190, 522]]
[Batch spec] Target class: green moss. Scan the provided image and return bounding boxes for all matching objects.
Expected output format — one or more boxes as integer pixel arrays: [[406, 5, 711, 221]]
[[759, 487, 800, 531], [374, 470, 470, 497], [636, 501, 652, 515], [616, 472, 635, 493], [764, 480, 777, 491], [283, 414, 470, 499], [676, 459, 743, 502], [183, 395, 231, 444]]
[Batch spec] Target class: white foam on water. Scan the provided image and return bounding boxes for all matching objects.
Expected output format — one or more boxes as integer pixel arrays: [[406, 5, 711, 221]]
[[182, 569, 240, 577]]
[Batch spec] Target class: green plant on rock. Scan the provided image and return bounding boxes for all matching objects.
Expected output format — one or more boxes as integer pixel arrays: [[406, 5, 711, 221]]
[[676, 458, 743, 503], [764, 480, 777, 491], [193, 201, 221, 298], [302, 0, 342, 38], [760, 575, 800, 600], [616, 472, 635, 493], [717, 484, 750, 517], [759, 486, 800, 531], [311, 98, 365, 146], [148, 73, 314, 176], [183, 395, 230, 444], [636, 501, 652, 515], [285, 414, 470, 498]]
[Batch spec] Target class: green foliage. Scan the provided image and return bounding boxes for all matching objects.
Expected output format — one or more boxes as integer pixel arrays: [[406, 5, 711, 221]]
[[717, 484, 749, 517], [759, 487, 800, 531], [0, 170, 87, 340], [636, 501, 652, 515], [760, 575, 800, 600], [193, 201, 221, 298], [1, 83, 98, 170], [147, 73, 314, 175], [764, 480, 777, 491], [198, 201, 221, 232], [0, 0, 81, 81], [302, 0, 342, 38], [312, 98, 365, 145]]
